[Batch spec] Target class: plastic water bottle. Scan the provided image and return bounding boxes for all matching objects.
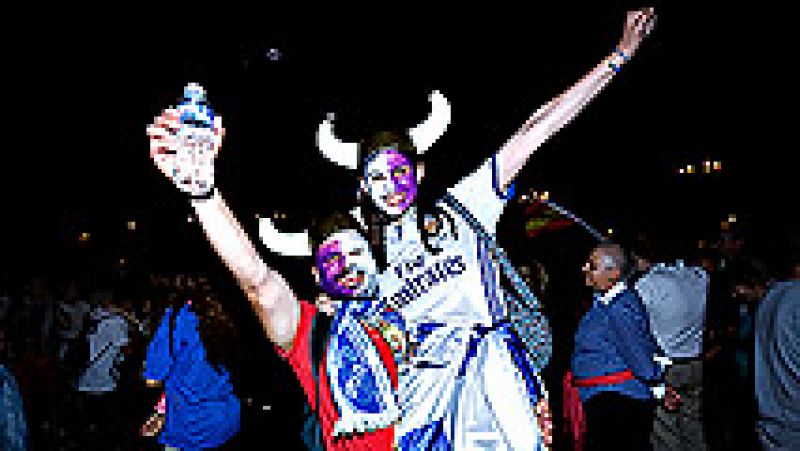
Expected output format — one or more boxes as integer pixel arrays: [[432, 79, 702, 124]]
[[175, 83, 216, 194], [177, 83, 215, 142]]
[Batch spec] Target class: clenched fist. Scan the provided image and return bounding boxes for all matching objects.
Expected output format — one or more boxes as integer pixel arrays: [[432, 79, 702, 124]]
[[619, 8, 657, 57]]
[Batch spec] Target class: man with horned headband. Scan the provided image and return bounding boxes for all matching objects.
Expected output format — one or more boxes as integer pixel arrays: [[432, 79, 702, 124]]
[[147, 84, 406, 450], [298, 8, 657, 450]]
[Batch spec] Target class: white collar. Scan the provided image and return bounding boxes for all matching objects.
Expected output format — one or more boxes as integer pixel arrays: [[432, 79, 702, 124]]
[[599, 281, 627, 305]]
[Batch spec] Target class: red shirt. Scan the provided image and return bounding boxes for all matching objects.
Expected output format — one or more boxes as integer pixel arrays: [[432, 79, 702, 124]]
[[276, 301, 398, 451]]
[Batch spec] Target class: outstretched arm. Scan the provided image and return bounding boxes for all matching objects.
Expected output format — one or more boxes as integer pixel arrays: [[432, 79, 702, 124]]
[[496, 8, 656, 189], [147, 106, 300, 350], [191, 191, 300, 349]]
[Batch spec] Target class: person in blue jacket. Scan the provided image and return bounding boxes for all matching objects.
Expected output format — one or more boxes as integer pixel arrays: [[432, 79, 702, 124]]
[[143, 297, 240, 450], [566, 243, 677, 451]]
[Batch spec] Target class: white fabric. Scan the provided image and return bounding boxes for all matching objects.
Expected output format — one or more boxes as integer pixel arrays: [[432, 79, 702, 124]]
[[598, 281, 627, 306], [77, 308, 129, 393], [451, 330, 540, 450], [377, 158, 541, 450], [447, 158, 507, 235]]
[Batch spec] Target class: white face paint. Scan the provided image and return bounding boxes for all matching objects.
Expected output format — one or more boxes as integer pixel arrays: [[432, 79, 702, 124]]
[[316, 230, 378, 298], [361, 148, 417, 217]]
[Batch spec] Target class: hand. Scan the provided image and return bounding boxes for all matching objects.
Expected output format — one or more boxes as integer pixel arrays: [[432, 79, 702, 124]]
[[664, 385, 682, 411], [315, 293, 336, 316], [618, 8, 657, 57], [147, 107, 224, 197], [535, 398, 554, 449], [140, 412, 165, 437]]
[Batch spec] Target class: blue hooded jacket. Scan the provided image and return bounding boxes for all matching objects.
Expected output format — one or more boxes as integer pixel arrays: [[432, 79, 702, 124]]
[[144, 303, 240, 450]]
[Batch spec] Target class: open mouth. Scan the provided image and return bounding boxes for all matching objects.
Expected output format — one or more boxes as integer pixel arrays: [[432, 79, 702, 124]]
[[383, 191, 407, 208], [336, 270, 365, 290]]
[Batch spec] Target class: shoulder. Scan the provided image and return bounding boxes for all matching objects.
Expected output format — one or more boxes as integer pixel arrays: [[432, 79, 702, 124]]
[[609, 288, 647, 315], [773, 282, 800, 320], [276, 300, 319, 358]]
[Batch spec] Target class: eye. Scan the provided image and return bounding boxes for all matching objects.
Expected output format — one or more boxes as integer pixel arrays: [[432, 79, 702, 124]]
[[370, 172, 387, 182], [392, 165, 410, 178], [348, 248, 363, 257]]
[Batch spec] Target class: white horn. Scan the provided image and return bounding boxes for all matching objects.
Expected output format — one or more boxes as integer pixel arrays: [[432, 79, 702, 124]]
[[407, 90, 451, 154], [316, 113, 359, 170], [258, 217, 313, 257]]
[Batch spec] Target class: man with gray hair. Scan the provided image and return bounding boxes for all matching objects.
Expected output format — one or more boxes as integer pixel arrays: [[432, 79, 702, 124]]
[[565, 243, 677, 451]]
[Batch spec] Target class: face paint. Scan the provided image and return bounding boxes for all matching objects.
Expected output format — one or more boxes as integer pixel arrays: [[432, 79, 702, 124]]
[[362, 147, 417, 216], [315, 230, 378, 298]]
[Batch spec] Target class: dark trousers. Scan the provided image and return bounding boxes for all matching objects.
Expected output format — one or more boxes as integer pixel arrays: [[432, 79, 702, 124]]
[[584, 391, 655, 451], [77, 390, 125, 450]]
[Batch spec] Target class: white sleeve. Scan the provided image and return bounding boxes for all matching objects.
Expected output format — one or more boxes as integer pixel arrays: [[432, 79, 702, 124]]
[[446, 156, 515, 234]]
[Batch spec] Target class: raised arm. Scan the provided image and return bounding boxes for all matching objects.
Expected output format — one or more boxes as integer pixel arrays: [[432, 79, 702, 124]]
[[496, 8, 656, 189], [147, 104, 300, 350]]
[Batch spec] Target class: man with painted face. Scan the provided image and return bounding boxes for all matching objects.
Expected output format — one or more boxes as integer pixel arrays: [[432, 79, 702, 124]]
[[146, 85, 404, 450], [316, 9, 656, 450]]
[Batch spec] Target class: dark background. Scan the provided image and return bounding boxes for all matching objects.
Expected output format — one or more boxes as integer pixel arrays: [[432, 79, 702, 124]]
[[1, 3, 795, 448], [2, 3, 794, 276]]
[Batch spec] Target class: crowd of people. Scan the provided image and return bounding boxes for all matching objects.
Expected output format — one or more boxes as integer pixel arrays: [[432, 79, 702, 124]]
[[1, 221, 796, 450], [0, 271, 245, 450], [1, 6, 797, 451]]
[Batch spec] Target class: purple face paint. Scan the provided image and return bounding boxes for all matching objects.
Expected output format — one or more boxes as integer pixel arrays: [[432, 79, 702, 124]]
[[362, 148, 418, 216], [386, 149, 417, 211], [316, 239, 354, 297], [315, 231, 378, 299]]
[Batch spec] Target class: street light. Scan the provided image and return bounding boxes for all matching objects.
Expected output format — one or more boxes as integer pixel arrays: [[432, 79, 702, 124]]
[[127, 220, 136, 231]]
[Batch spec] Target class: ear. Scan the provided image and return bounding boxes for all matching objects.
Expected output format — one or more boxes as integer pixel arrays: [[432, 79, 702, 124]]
[[359, 176, 373, 204], [416, 162, 426, 183], [311, 266, 320, 285]]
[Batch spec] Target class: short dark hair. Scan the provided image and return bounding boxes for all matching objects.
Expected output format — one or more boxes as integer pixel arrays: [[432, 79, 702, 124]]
[[358, 131, 419, 171], [309, 211, 363, 252]]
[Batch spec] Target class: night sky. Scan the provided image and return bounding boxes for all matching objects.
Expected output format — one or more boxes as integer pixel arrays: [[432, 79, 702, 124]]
[[2, 3, 794, 278]]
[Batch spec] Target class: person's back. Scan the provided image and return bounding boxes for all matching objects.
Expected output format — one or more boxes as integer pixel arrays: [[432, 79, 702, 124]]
[[635, 261, 707, 359], [144, 302, 240, 449], [755, 280, 800, 449], [635, 261, 709, 450], [77, 306, 129, 393]]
